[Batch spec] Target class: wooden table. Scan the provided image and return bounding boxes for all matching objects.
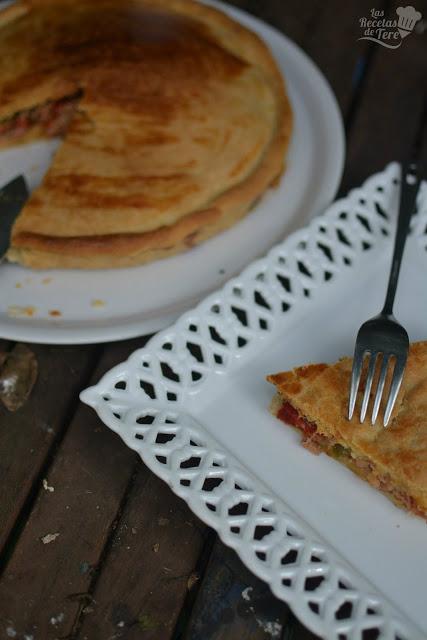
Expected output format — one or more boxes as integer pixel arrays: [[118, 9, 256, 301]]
[[1, 1, 426, 639]]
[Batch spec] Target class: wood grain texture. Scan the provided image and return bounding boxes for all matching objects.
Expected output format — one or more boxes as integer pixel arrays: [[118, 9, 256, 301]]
[[302, 0, 386, 117], [0, 339, 11, 367], [76, 471, 207, 640], [182, 539, 310, 640], [0, 339, 146, 640], [0, 343, 98, 552], [340, 0, 427, 193], [227, 0, 323, 48]]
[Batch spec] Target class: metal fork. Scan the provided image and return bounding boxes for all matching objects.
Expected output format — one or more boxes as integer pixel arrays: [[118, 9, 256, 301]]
[[348, 161, 421, 426]]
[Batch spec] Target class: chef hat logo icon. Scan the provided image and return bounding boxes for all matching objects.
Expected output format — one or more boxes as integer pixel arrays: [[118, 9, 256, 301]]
[[396, 6, 422, 37]]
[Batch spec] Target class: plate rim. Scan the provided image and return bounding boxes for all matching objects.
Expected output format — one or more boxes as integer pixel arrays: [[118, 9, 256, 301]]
[[81, 163, 427, 639], [0, 0, 344, 344]]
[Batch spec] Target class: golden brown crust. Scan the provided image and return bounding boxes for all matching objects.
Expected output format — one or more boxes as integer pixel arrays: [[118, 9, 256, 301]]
[[0, 123, 46, 149], [8, 101, 287, 268], [0, 2, 29, 29], [267, 342, 427, 517], [0, 0, 292, 268]]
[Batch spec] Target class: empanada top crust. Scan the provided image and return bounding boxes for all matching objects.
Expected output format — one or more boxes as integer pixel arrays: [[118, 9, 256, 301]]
[[0, 0, 291, 246]]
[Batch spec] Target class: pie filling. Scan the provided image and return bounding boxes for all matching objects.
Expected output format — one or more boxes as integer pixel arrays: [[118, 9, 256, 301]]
[[0, 92, 82, 141], [277, 400, 424, 518]]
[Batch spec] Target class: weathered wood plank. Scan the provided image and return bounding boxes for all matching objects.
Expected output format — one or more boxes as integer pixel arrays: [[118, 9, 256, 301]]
[[340, 0, 427, 193], [226, 0, 323, 48], [228, 0, 384, 123], [76, 471, 208, 640], [0, 343, 98, 552], [302, 0, 386, 117], [0, 338, 146, 640], [182, 539, 300, 640], [282, 613, 321, 640]]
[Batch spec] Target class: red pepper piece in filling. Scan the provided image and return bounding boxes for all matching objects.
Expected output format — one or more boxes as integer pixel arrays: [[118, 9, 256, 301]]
[[277, 401, 317, 435]]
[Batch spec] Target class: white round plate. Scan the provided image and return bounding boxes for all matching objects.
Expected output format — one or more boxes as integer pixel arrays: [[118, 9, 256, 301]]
[[0, 0, 344, 344]]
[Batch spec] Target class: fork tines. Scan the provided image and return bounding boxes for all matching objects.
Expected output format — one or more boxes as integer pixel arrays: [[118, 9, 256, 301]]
[[348, 348, 407, 427]]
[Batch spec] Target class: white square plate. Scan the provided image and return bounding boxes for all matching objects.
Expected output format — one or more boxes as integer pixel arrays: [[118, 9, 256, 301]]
[[81, 164, 427, 640]]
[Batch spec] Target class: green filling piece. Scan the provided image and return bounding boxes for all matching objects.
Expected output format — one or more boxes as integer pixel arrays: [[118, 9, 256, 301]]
[[331, 443, 350, 459]]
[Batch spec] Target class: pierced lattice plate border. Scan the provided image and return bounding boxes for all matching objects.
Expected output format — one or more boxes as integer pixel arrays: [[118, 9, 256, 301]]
[[81, 164, 427, 640]]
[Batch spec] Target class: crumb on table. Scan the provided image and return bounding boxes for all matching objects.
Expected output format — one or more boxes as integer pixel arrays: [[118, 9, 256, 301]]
[[41, 532, 59, 545], [48, 309, 62, 317]]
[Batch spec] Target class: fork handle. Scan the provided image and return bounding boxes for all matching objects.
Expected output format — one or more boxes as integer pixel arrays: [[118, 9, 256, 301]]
[[382, 163, 420, 316]]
